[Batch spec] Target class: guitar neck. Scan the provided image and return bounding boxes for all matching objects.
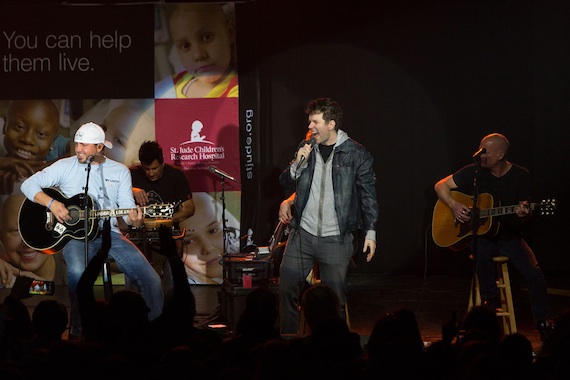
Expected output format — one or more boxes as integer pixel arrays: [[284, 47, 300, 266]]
[[86, 205, 164, 219], [479, 203, 538, 218], [89, 208, 134, 219]]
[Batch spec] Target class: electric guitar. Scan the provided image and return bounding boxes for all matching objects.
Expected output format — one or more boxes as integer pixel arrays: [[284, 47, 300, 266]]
[[18, 187, 174, 254], [432, 191, 556, 251]]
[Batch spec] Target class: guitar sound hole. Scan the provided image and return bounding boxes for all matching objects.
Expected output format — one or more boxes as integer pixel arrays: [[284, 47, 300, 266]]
[[66, 207, 82, 226]]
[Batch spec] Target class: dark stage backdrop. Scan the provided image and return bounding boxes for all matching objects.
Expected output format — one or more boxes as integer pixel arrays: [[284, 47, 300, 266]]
[[235, 0, 569, 276], [1, 0, 568, 278]]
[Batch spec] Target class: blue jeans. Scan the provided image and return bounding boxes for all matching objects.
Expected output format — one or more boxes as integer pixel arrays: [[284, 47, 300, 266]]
[[474, 236, 550, 323], [63, 232, 164, 335], [279, 227, 354, 334]]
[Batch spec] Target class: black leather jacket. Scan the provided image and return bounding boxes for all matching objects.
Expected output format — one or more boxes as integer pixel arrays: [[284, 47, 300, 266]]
[[279, 133, 379, 239]]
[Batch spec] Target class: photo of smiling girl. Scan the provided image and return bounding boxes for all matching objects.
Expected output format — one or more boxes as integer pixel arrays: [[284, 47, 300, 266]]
[[154, 3, 238, 99], [178, 192, 240, 285]]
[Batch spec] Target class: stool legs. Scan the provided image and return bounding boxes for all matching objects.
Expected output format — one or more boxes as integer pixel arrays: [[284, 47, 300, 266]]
[[344, 303, 350, 330], [468, 275, 481, 310], [102, 259, 113, 301], [467, 256, 517, 335], [496, 260, 517, 334]]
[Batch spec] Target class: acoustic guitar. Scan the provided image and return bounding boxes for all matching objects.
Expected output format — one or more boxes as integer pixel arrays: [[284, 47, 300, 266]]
[[432, 191, 556, 251], [18, 187, 174, 254]]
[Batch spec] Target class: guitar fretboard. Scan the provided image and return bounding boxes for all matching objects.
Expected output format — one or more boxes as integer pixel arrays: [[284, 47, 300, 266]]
[[90, 209, 132, 218], [74, 204, 173, 219], [480, 203, 538, 218]]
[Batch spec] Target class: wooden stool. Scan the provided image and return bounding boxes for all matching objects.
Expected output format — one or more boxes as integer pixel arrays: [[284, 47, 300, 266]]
[[468, 256, 517, 334]]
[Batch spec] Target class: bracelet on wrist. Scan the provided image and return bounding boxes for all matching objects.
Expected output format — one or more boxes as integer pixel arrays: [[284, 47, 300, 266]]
[[47, 198, 55, 210]]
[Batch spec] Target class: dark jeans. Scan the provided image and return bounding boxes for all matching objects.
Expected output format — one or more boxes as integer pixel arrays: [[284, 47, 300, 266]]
[[474, 236, 550, 323], [64, 234, 163, 336], [279, 227, 354, 334]]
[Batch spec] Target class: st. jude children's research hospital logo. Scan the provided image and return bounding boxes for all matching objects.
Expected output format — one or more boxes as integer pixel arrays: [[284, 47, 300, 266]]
[[169, 119, 226, 163]]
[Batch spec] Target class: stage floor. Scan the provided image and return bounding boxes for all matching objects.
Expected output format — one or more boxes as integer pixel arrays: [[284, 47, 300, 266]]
[[3, 271, 569, 354]]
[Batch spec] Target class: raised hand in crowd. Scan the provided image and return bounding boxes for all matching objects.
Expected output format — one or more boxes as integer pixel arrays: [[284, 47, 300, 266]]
[[1, 258, 44, 288], [76, 218, 112, 342]]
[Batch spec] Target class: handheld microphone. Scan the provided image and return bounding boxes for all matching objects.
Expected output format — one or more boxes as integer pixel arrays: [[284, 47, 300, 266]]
[[209, 165, 238, 182], [472, 147, 486, 160], [86, 155, 95, 164], [298, 137, 316, 166]]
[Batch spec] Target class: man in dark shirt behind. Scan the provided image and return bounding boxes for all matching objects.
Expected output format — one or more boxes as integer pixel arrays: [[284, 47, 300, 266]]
[[130, 141, 195, 278]]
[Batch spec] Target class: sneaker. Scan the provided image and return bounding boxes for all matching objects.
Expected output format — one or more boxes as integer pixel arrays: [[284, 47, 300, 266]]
[[67, 326, 82, 342], [537, 319, 555, 346]]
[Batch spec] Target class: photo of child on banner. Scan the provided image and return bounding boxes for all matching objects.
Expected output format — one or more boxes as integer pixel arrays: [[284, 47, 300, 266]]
[[178, 191, 241, 285], [70, 99, 156, 167], [1, 194, 66, 289], [154, 2, 238, 98], [0, 99, 70, 195], [0, 99, 70, 270]]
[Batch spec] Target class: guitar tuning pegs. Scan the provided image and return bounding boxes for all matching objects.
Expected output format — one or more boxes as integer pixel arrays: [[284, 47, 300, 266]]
[[539, 198, 556, 216]]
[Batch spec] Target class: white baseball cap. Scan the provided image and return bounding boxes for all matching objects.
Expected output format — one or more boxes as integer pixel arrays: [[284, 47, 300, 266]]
[[74, 122, 113, 149]]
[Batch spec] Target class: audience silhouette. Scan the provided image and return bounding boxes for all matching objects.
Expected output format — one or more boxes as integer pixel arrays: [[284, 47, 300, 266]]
[[288, 284, 364, 380], [497, 333, 533, 380], [1, 235, 569, 380], [220, 285, 282, 376], [31, 299, 68, 350], [366, 307, 425, 380], [0, 295, 33, 362]]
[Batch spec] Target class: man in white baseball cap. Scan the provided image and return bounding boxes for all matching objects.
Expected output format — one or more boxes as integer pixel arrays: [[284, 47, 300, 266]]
[[21, 121, 164, 340], [74, 121, 113, 149]]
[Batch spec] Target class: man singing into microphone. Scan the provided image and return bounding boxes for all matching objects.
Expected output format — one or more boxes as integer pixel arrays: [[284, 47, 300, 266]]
[[434, 132, 552, 344], [277, 97, 379, 334], [20, 122, 163, 341]]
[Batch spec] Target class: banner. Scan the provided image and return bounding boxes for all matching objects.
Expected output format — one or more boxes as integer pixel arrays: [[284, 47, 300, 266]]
[[0, 2, 244, 287]]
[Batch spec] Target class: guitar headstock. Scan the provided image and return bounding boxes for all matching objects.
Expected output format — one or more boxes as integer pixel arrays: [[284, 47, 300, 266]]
[[538, 199, 556, 216], [145, 203, 174, 218]]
